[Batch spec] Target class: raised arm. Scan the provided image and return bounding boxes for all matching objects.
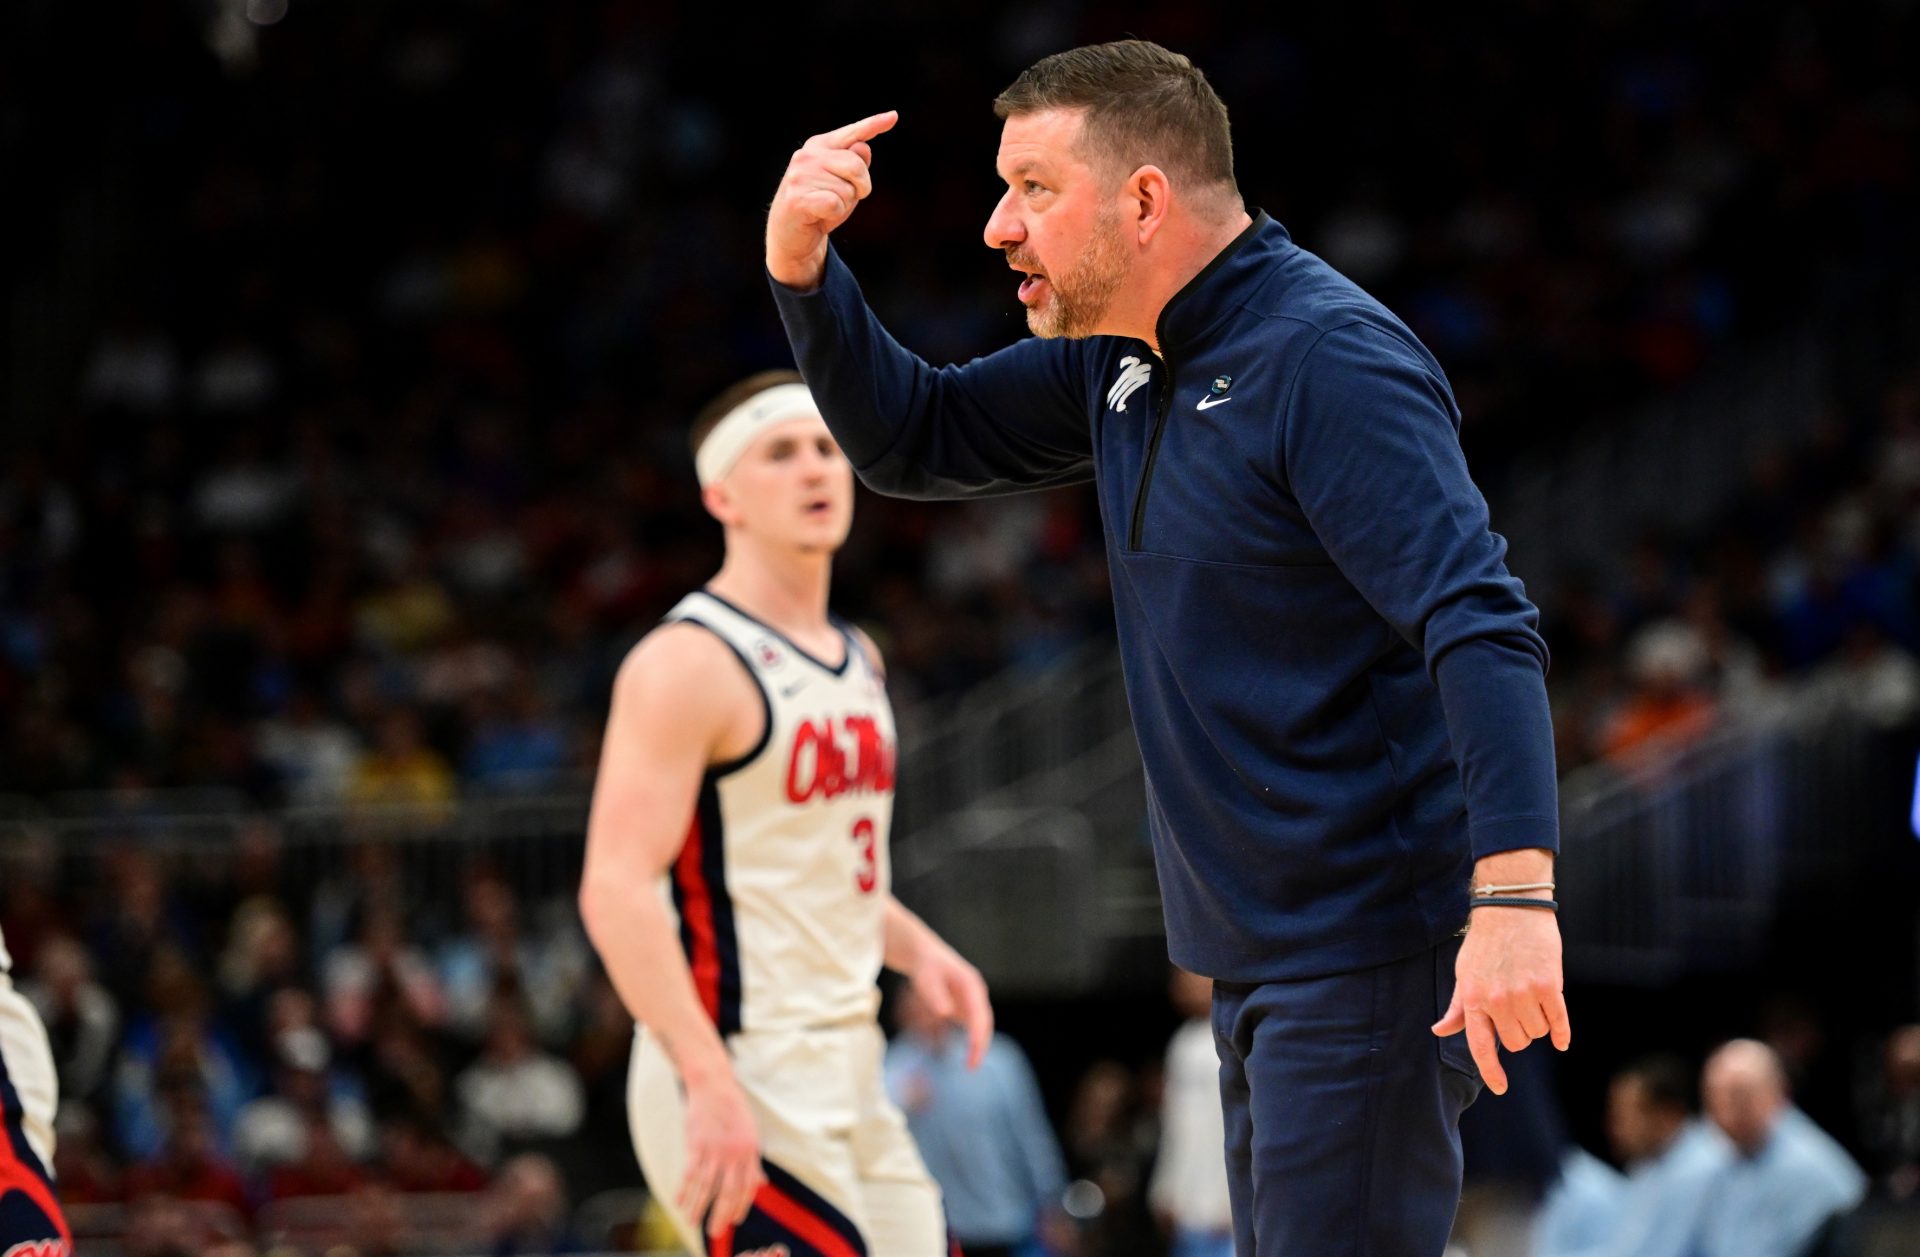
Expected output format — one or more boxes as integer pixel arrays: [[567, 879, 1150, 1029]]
[[578, 624, 765, 1238], [766, 113, 1093, 499]]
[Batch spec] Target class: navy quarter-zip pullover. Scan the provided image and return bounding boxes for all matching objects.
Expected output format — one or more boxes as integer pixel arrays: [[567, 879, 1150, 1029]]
[[771, 212, 1558, 981]]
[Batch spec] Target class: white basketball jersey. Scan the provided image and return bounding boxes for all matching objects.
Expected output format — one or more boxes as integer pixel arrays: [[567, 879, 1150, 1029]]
[[659, 590, 896, 1034]]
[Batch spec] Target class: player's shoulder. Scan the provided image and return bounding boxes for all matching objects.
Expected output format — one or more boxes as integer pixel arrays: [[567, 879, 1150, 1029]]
[[616, 619, 757, 704], [844, 621, 886, 680]]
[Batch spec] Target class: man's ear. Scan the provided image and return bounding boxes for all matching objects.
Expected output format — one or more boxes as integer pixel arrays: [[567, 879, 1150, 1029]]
[[1128, 165, 1172, 245]]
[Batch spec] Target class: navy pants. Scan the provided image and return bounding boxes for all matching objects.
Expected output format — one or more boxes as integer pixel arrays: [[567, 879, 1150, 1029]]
[[1212, 937, 1482, 1257]]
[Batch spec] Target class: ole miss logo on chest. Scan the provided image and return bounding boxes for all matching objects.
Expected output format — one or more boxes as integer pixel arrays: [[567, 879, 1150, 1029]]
[[784, 712, 896, 803]]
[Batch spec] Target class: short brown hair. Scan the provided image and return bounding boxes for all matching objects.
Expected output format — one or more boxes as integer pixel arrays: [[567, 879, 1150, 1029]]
[[689, 369, 806, 461], [994, 40, 1238, 206]]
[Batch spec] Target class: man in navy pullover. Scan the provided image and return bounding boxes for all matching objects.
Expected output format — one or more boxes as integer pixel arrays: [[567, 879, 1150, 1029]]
[[765, 41, 1569, 1256]]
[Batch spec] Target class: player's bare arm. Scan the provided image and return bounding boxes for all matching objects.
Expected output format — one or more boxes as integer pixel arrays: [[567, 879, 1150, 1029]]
[[580, 622, 768, 1236], [766, 110, 896, 291], [883, 898, 994, 1070], [1432, 847, 1571, 1095]]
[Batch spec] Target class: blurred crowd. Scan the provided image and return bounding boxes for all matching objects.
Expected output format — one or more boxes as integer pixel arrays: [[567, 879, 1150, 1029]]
[[1529, 1034, 1912, 1257], [8, 806, 1920, 1257], [0, 838, 1252, 1254], [2, 839, 638, 1251], [1546, 371, 1920, 774], [3, 0, 1916, 806]]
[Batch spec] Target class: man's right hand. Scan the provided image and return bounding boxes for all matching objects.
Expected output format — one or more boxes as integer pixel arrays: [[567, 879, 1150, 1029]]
[[678, 1068, 765, 1238], [766, 110, 897, 291]]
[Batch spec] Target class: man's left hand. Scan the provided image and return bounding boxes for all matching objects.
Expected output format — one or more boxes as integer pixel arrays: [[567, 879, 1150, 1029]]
[[1432, 904, 1570, 1094]]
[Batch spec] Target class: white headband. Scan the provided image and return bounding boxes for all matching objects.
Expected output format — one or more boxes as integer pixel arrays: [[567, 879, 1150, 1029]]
[[694, 383, 822, 486]]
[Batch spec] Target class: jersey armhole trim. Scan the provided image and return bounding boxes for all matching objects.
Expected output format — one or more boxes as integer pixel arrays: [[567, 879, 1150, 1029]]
[[669, 615, 774, 779]]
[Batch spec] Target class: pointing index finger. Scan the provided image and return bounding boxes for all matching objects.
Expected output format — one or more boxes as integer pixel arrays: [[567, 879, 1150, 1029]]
[[820, 110, 899, 149]]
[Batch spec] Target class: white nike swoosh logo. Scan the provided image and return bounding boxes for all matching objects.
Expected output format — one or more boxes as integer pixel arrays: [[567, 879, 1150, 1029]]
[[1196, 395, 1232, 411]]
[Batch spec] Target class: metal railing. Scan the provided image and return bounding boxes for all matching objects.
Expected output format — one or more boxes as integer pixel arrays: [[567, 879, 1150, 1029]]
[[892, 636, 1136, 838], [1556, 686, 1901, 983]]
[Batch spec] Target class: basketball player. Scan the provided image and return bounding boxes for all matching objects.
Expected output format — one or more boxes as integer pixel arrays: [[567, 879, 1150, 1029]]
[[0, 930, 72, 1256], [579, 371, 992, 1257]]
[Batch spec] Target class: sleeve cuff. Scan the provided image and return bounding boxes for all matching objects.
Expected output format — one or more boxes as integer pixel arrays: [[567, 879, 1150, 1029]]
[[1469, 814, 1560, 860]]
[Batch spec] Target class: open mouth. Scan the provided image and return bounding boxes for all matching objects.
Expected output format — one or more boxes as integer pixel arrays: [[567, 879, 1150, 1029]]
[[804, 498, 832, 517], [1009, 255, 1049, 305]]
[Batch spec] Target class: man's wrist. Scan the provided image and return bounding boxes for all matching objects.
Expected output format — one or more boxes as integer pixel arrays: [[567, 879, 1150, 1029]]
[[1472, 848, 1555, 902], [766, 249, 827, 293]]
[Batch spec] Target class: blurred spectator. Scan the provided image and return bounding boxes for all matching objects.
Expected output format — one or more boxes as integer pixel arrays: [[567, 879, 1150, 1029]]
[[1147, 969, 1232, 1257], [482, 1153, 582, 1256], [112, 949, 253, 1162], [1695, 1040, 1866, 1257], [86, 847, 201, 1012], [256, 689, 362, 803], [124, 1102, 253, 1220], [1602, 1055, 1730, 1257], [347, 708, 456, 810], [1860, 1024, 1920, 1200], [436, 867, 584, 1044], [21, 933, 120, 1112], [1538, 1055, 1730, 1257], [1532, 1143, 1623, 1257], [215, 895, 305, 1068], [462, 675, 571, 791], [263, 1116, 365, 1201], [1599, 627, 1719, 766], [50, 1105, 124, 1206], [322, 900, 446, 1047], [1061, 1061, 1159, 1257], [309, 840, 412, 961], [453, 994, 585, 1164], [379, 1113, 489, 1195], [885, 984, 1071, 1257], [362, 1012, 457, 1135], [232, 1023, 375, 1181], [1757, 993, 1858, 1156], [1809, 624, 1920, 728]]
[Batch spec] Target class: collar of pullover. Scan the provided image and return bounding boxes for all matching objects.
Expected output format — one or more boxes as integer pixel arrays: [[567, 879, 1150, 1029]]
[[1152, 210, 1289, 357]]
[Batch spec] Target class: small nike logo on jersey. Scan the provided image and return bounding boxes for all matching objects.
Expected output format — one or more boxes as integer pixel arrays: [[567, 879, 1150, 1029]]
[[1196, 395, 1231, 411], [779, 680, 810, 698]]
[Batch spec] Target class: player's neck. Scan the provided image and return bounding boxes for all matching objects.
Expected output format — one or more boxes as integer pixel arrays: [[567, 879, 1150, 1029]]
[[707, 549, 835, 642]]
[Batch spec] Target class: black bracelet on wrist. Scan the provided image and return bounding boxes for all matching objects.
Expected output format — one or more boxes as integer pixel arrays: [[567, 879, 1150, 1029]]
[[1468, 896, 1558, 912]]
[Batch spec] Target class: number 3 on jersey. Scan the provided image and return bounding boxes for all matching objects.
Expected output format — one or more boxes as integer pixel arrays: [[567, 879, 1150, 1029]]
[[851, 816, 877, 894]]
